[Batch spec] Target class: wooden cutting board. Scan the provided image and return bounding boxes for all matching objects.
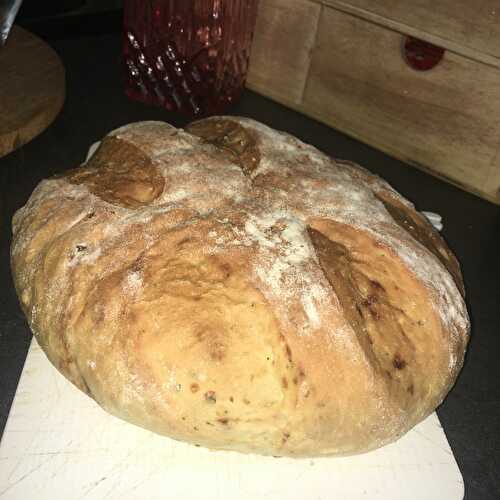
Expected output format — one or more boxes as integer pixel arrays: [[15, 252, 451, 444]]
[[0, 25, 65, 158], [0, 339, 465, 499]]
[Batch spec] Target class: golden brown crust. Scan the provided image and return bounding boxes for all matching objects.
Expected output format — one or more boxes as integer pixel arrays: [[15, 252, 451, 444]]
[[10, 117, 469, 457]]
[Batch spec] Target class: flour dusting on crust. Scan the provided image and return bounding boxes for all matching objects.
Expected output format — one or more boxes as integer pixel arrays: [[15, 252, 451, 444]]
[[12, 118, 468, 344]]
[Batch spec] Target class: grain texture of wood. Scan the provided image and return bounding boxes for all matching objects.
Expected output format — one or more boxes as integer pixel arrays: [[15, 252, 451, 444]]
[[320, 0, 500, 69], [0, 26, 65, 159], [304, 8, 500, 203], [247, 0, 321, 106], [247, 1, 500, 204]]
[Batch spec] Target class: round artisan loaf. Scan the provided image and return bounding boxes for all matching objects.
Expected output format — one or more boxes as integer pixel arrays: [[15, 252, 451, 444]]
[[11, 117, 469, 457]]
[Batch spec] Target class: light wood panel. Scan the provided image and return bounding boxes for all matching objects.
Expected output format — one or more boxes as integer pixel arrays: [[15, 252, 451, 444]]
[[303, 8, 500, 202], [320, 0, 500, 69], [247, 1, 500, 204], [247, 0, 321, 105]]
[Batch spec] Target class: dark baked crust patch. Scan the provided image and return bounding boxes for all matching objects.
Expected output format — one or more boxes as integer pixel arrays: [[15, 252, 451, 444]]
[[63, 136, 165, 208], [376, 192, 465, 296], [186, 119, 260, 176]]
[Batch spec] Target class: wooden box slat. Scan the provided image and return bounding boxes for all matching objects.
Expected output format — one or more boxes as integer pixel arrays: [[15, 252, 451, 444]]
[[320, 0, 500, 69], [304, 8, 500, 200], [247, 0, 320, 106], [247, 0, 500, 204]]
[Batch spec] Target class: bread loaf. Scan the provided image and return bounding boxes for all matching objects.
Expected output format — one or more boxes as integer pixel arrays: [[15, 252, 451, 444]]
[[11, 117, 469, 457]]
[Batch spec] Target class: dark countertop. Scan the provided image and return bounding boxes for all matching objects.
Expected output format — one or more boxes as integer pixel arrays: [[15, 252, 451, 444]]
[[1, 31, 499, 500]]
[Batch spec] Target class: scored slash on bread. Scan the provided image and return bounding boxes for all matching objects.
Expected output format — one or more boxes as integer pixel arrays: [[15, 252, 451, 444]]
[[10, 117, 469, 457]]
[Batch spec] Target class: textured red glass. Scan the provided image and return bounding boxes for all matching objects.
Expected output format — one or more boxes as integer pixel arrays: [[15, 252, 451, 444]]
[[123, 0, 259, 117], [403, 36, 445, 71]]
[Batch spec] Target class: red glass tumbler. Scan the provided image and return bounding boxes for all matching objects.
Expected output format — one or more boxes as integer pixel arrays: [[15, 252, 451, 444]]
[[123, 0, 260, 117]]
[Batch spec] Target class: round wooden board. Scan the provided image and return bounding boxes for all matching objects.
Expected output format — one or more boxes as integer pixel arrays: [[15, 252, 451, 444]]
[[0, 26, 65, 158]]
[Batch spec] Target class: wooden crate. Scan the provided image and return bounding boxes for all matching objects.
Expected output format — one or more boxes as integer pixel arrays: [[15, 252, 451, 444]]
[[247, 0, 500, 205]]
